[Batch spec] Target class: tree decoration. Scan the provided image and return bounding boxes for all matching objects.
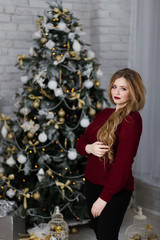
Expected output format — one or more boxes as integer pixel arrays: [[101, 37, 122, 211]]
[[68, 148, 77, 160], [6, 155, 16, 167], [0, 1, 109, 227], [38, 132, 47, 143]]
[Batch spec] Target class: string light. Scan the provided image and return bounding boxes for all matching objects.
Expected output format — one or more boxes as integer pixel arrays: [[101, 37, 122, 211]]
[[73, 182, 75, 185], [35, 165, 38, 168], [30, 150, 32, 153], [34, 117, 36, 120], [1, 186, 3, 189], [23, 179, 25, 182], [83, 178, 85, 181]]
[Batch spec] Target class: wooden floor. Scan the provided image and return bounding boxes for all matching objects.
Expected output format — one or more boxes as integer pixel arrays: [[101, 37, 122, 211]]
[[69, 208, 160, 240]]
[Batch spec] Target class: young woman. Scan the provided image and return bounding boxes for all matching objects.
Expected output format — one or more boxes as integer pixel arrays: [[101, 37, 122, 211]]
[[76, 68, 146, 240]]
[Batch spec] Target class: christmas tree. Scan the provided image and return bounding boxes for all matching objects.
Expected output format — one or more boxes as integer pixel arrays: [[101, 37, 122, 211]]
[[0, 0, 109, 226]]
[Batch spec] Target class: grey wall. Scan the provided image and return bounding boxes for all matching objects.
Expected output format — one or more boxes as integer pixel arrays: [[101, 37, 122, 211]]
[[0, 0, 131, 114]]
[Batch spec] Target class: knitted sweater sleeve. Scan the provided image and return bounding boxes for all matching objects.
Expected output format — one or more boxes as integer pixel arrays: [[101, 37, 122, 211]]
[[100, 112, 142, 203]]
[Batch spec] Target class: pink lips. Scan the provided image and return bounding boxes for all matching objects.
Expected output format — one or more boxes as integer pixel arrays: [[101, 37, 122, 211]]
[[114, 96, 121, 100]]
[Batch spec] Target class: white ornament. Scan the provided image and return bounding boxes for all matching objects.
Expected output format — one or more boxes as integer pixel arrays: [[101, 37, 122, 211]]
[[20, 75, 28, 84], [46, 112, 54, 119], [87, 50, 95, 59], [20, 107, 30, 115], [54, 88, 63, 97], [42, 16, 54, 33], [6, 155, 16, 167], [1, 125, 8, 138], [83, 80, 94, 89], [68, 149, 78, 160], [82, 63, 93, 78], [46, 40, 55, 49], [0, 167, 4, 173], [0, 156, 4, 163], [80, 117, 90, 128], [73, 40, 81, 52], [38, 132, 47, 143], [57, 22, 67, 31], [17, 154, 27, 164], [37, 168, 45, 182], [48, 80, 57, 90], [68, 26, 86, 41], [22, 121, 40, 134], [34, 30, 42, 39], [6, 188, 16, 198], [96, 69, 103, 78]]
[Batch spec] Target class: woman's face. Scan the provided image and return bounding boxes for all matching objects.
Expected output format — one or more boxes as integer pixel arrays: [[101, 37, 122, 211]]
[[111, 77, 131, 110]]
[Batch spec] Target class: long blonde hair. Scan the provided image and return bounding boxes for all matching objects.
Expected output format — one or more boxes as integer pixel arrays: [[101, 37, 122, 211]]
[[97, 68, 146, 163]]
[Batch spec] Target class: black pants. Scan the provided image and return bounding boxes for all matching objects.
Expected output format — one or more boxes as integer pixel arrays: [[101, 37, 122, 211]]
[[85, 178, 132, 240]]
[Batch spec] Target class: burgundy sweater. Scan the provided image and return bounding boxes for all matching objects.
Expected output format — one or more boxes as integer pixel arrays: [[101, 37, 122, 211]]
[[76, 108, 142, 203]]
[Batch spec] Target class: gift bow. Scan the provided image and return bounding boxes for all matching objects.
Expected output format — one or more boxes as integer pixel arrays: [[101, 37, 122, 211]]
[[29, 94, 43, 102], [19, 188, 30, 209], [55, 180, 73, 199], [69, 93, 85, 109], [0, 113, 11, 130], [17, 54, 26, 69], [40, 89, 52, 100], [27, 141, 39, 153], [53, 7, 69, 20], [7, 146, 16, 155]]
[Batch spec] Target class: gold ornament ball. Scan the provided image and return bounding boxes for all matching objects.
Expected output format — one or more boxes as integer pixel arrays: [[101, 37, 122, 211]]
[[58, 108, 65, 117], [70, 92, 77, 98], [94, 80, 101, 88], [89, 107, 96, 116], [96, 102, 102, 110], [8, 174, 15, 180], [0, 172, 4, 178], [56, 55, 63, 62], [54, 123, 59, 129], [27, 131, 34, 139], [71, 227, 78, 234], [46, 169, 52, 176], [33, 100, 40, 108], [56, 225, 62, 233], [59, 117, 65, 124], [40, 37, 47, 44], [7, 132, 14, 140], [33, 191, 40, 200], [133, 234, 141, 240], [50, 224, 57, 231]]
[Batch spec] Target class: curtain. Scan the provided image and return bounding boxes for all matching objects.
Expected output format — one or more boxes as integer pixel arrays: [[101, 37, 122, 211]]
[[128, 0, 160, 186]]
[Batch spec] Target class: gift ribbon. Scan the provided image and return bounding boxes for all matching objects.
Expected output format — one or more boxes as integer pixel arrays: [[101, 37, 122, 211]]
[[17, 54, 26, 69], [40, 89, 52, 100], [70, 51, 81, 60], [77, 70, 82, 89], [146, 224, 152, 231], [69, 93, 85, 109], [19, 188, 30, 209], [35, 17, 43, 29], [7, 146, 16, 155], [2, 174, 14, 185], [27, 141, 39, 153], [53, 7, 69, 20], [46, 119, 54, 126], [29, 94, 43, 102], [0, 113, 11, 130], [55, 180, 73, 199]]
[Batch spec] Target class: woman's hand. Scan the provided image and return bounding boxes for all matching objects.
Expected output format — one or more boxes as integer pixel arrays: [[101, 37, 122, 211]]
[[85, 141, 110, 157], [91, 197, 107, 218]]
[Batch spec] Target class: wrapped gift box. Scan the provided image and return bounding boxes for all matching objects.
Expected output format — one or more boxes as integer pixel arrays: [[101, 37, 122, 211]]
[[0, 215, 26, 240]]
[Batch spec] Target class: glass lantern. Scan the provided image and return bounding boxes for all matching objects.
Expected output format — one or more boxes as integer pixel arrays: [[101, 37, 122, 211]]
[[124, 207, 159, 240], [48, 206, 69, 240]]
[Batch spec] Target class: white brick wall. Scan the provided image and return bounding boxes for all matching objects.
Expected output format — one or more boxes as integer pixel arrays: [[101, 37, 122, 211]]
[[0, 0, 131, 114]]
